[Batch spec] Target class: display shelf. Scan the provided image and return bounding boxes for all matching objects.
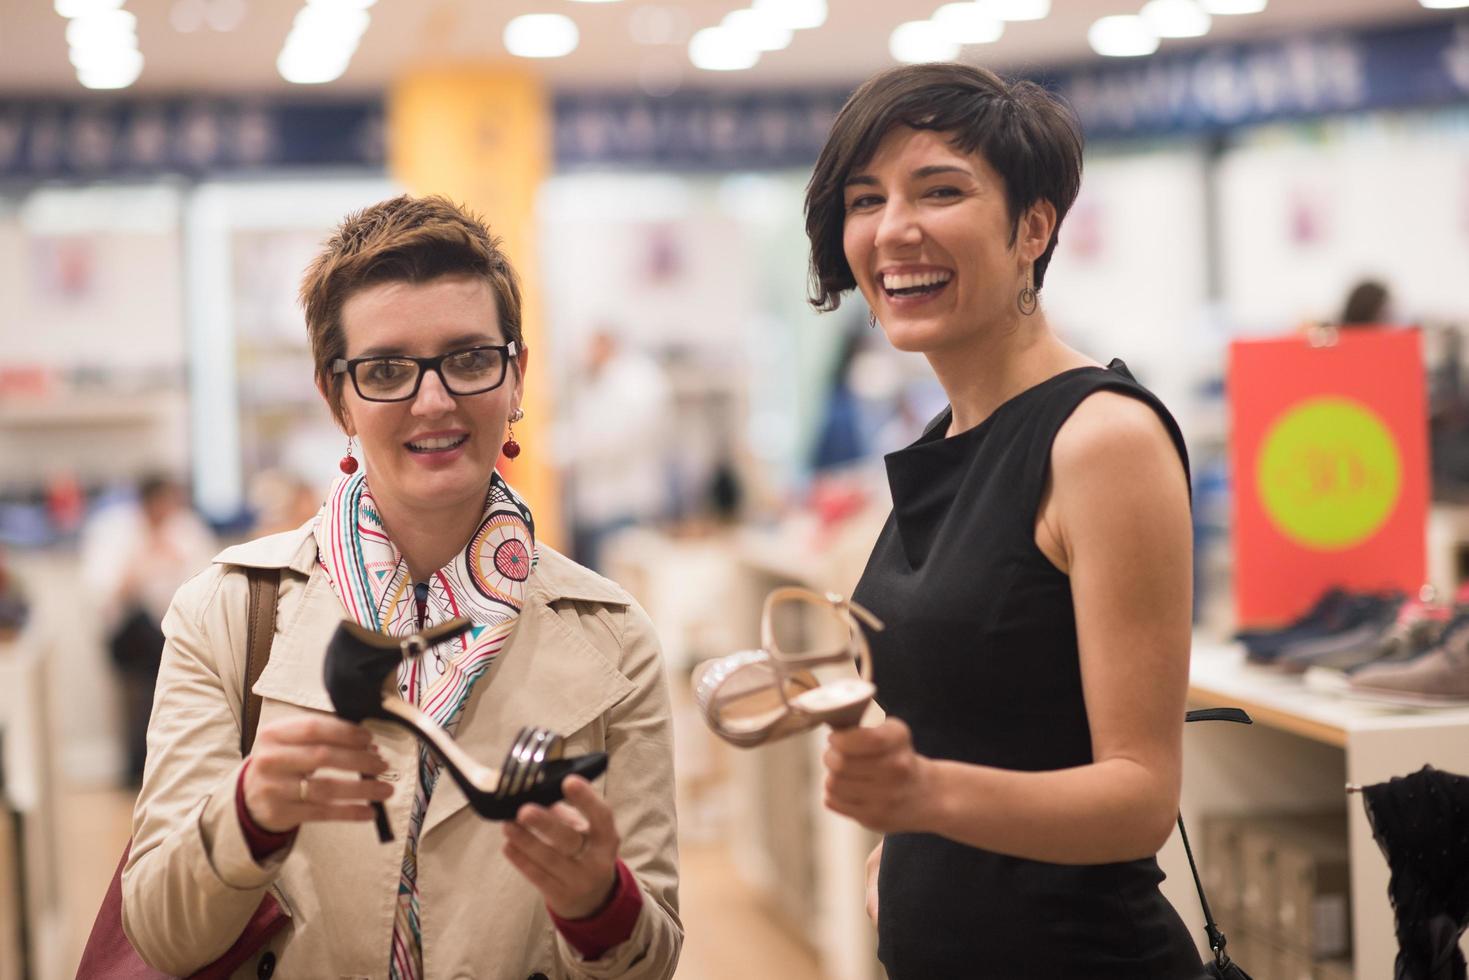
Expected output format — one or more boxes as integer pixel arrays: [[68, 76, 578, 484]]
[[1187, 641, 1469, 748], [0, 393, 182, 429], [1181, 639, 1469, 980]]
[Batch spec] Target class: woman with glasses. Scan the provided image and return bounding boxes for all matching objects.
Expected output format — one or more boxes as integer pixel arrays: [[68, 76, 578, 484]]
[[805, 65, 1202, 977], [122, 195, 682, 979]]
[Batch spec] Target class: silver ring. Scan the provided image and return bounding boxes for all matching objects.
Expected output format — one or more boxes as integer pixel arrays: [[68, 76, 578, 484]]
[[298, 778, 310, 803]]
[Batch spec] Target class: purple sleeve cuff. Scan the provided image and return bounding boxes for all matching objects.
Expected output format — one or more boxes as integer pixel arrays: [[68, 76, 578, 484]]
[[547, 859, 644, 960], [236, 758, 296, 861]]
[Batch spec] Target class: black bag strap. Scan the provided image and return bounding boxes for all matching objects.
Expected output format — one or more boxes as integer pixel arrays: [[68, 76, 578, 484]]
[[1180, 707, 1254, 968], [1177, 811, 1231, 965], [242, 568, 281, 757]]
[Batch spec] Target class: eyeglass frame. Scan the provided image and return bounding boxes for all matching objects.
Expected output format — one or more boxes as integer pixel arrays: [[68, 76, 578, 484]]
[[331, 341, 521, 402]]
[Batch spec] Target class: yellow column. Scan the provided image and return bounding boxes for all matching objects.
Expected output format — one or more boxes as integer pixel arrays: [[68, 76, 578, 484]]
[[387, 68, 563, 548]]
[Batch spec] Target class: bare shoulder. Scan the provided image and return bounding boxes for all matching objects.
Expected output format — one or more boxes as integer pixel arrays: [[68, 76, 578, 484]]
[[1050, 389, 1184, 488]]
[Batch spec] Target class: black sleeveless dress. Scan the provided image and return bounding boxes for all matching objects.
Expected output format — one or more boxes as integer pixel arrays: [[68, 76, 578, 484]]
[[852, 360, 1205, 979]]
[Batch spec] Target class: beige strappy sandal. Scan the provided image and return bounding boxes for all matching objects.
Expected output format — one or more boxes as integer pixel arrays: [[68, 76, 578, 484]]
[[692, 587, 883, 748]]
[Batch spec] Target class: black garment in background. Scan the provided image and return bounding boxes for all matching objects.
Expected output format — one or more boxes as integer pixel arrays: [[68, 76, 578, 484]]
[[108, 606, 165, 786], [852, 360, 1205, 979]]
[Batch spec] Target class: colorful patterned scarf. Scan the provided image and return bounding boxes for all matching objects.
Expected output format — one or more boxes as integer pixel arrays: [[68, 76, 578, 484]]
[[314, 470, 536, 980]]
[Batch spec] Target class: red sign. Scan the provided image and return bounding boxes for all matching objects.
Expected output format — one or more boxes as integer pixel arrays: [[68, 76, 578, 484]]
[[1229, 329, 1427, 626]]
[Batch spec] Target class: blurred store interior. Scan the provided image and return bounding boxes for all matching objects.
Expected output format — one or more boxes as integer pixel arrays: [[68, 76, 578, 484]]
[[4, 1, 1469, 978]]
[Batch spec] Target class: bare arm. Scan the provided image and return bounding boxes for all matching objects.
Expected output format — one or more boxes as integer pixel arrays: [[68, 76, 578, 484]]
[[825, 392, 1193, 864]]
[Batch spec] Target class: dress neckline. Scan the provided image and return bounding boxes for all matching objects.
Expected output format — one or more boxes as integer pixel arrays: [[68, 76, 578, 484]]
[[908, 359, 1121, 452]]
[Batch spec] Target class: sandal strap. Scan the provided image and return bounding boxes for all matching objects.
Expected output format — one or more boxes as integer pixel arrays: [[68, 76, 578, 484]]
[[759, 587, 882, 684], [693, 649, 776, 720], [495, 727, 563, 799]]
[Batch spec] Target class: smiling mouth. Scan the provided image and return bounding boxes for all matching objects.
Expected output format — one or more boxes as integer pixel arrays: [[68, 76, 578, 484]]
[[881, 270, 953, 298], [406, 434, 469, 453]]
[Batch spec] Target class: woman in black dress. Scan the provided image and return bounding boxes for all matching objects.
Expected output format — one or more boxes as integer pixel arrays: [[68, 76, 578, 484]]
[[804, 64, 1205, 978]]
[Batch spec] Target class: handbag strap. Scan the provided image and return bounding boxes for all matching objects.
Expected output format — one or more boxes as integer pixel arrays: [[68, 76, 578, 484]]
[[242, 568, 281, 757], [1179, 705, 1253, 968], [1177, 811, 1231, 966]]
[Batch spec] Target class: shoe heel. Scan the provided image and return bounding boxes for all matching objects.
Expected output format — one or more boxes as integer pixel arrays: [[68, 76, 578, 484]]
[[821, 698, 870, 729]]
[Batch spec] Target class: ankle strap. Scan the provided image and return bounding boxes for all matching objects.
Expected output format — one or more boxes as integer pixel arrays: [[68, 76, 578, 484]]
[[760, 587, 883, 683]]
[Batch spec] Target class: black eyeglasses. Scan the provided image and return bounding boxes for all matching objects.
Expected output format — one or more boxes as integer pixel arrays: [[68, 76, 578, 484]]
[[332, 342, 519, 402]]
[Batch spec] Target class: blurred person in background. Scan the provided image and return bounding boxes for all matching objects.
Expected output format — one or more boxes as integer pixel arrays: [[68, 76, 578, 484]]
[[121, 195, 680, 979], [247, 468, 324, 537], [556, 327, 672, 572], [0, 543, 30, 641], [803, 63, 1202, 978], [810, 323, 871, 471], [80, 472, 215, 786], [1338, 277, 1395, 327]]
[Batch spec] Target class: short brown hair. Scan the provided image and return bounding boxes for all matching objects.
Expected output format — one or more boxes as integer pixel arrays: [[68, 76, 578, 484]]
[[804, 63, 1084, 312], [300, 194, 523, 427]]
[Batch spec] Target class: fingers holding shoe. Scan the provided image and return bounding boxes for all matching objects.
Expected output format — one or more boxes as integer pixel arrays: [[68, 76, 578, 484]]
[[503, 775, 621, 920], [243, 716, 392, 833]]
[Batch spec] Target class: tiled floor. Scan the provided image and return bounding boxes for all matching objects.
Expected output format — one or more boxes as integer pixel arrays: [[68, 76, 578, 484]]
[[57, 784, 825, 980]]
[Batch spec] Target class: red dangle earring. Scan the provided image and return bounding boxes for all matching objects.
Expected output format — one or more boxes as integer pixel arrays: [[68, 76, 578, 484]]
[[502, 407, 524, 460], [339, 436, 359, 474]]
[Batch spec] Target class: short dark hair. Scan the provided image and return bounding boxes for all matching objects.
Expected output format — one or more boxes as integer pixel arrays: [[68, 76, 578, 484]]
[[300, 194, 524, 428], [1340, 279, 1390, 326], [804, 63, 1084, 312]]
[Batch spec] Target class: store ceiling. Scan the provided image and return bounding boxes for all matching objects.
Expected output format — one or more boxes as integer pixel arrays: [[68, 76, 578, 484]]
[[0, 0, 1456, 96]]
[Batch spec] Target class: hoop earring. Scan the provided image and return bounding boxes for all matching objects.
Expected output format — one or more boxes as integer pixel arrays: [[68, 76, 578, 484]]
[[339, 436, 359, 474], [1017, 266, 1038, 316], [502, 407, 524, 460]]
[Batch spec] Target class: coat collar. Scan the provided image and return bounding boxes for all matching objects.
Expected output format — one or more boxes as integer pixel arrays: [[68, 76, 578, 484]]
[[215, 521, 632, 606]]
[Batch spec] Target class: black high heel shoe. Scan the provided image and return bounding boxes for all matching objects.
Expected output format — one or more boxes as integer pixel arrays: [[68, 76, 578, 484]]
[[324, 618, 608, 840]]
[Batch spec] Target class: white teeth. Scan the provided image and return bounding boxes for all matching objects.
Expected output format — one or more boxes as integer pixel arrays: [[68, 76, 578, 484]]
[[882, 271, 952, 290], [408, 435, 466, 451]]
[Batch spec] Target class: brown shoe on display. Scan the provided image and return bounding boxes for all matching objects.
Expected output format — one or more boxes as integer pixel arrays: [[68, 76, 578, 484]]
[[1347, 618, 1469, 707]]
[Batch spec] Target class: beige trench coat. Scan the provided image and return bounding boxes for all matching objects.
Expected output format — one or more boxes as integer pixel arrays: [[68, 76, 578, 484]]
[[122, 523, 682, 980]]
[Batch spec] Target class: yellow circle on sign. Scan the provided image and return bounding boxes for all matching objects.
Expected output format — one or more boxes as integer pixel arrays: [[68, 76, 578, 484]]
[[1256, 397, 1401, 551]]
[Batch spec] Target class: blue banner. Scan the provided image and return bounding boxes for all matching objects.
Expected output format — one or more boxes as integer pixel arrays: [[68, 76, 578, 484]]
[[0, 99, 383, 180], [1044, 16, 1469, 140], [0, 15, 1464, 179]]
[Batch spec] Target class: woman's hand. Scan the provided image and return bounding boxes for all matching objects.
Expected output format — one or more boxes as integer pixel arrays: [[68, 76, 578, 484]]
[[823, 718, 940, 834], [242, 716, 391, 833], [503, 776, 621, 920], [865, 840, 883, 926]]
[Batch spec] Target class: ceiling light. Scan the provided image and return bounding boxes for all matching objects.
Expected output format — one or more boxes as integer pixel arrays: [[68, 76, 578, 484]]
[[277, 44, 353, 84], [722, 9, 793, 52], [1198, 0, 1265, 12], [1141, 0, 1210, 38], [688, 26, 759, 70], [54, 0, 123, 17], [980, 0, 1050, 20], [278, 0, 372, 84], [1418, 0, 1469, 7], [65, 9, 137, 50], [72, 43, 141, 73], [290, 4, 368, 44], [751, 0, 827, 31], [76, 47, 143, 88], [504, 13, 579, 57], [932, 3, 1004, 44], [890, 20, 962, 63], [1088, 15, 1159, 56]]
